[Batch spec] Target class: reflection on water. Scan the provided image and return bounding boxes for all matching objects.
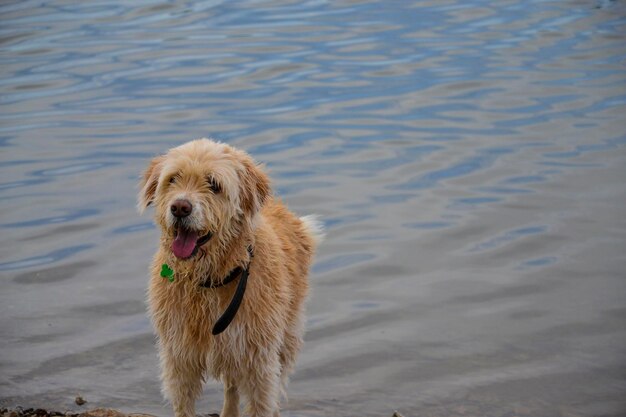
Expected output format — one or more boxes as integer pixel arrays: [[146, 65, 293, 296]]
[[1, 1, 625, 416]]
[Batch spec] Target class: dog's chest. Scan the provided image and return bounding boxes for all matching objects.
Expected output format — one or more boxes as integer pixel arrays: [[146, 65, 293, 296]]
[[150, 281, 210, 337], [205, 324, 250, 376], [150, 278, 250, 361]]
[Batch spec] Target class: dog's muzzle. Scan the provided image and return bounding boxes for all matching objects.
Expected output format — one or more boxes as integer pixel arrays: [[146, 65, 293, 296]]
[[172, 224, 212, 259]]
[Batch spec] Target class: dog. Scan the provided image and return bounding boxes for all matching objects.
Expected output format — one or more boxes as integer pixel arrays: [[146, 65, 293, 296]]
[[137, 138, 322, 417]]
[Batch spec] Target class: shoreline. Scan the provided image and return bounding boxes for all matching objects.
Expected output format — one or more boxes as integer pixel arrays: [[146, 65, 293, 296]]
[[0, 409, 214, 417], [1, 408, 405, 417]]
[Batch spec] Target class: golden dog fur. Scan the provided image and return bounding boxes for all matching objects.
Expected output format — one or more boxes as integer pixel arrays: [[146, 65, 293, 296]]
[[138, 139, 322, 417]]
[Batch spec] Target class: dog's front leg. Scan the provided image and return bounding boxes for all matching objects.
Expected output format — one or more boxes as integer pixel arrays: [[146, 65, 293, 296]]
[[242, 353, 282, 417], [221, 377, 240, 417], [160, 347, 204, 417]]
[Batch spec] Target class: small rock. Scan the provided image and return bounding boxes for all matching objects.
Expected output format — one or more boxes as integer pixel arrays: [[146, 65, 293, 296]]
[[75, 397, 86, 406], [392, 412, 405, 417]]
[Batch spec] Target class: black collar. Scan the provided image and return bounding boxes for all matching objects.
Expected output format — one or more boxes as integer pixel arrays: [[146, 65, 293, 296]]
[[201, 245, 253, 335]]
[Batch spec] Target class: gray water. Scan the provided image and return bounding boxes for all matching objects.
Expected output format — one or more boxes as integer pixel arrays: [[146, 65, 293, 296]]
[[1, 1, 625, 416]]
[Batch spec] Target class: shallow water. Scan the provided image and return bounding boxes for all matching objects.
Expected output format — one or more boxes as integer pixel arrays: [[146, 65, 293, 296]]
[[1, 1, 625, 416]]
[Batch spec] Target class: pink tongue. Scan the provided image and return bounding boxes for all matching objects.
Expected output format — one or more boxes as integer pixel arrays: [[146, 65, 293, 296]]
[[172, 229, 198, 259]]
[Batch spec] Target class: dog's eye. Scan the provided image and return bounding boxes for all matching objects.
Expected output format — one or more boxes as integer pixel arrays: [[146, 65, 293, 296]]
[[207, 176, 221, 194], [168, 176, 176, 185]]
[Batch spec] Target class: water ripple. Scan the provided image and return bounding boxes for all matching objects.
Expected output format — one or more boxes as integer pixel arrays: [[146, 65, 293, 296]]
[[469, 226, 548, 253], [0, 244, 94, 272], [2, 208, 99, 228]]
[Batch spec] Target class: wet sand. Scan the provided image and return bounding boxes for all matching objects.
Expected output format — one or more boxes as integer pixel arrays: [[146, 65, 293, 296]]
[[0, 408, 208, 417], [2, 409, 406, 417]]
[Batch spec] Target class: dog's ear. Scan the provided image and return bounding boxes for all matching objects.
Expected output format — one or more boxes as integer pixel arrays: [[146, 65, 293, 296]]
[[239, 158, 271, 216], [137, 155, 165, 214]]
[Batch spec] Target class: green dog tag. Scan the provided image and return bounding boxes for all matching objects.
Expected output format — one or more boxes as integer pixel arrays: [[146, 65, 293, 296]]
[[160, 264, 174, 282]]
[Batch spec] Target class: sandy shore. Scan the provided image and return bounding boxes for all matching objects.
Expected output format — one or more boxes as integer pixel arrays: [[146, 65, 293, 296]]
[[0, 409, 219, 417], [1, 409, 406, 417]]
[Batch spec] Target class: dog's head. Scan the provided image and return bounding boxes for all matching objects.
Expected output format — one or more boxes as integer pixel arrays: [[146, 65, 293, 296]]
[[138, 139, 270, 260]]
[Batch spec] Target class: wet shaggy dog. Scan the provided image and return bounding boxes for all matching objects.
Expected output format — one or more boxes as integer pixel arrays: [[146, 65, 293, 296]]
[[138, 139, 322, 417]]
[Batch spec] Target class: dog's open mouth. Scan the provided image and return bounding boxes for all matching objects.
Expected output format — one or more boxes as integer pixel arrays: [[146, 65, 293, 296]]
[[172, 226, 212, 259]]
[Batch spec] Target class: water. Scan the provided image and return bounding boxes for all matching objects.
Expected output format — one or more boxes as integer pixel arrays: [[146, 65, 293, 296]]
[[1, 1, 625, 416]]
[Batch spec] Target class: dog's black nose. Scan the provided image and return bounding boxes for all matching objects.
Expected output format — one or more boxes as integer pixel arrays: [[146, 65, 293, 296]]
[[171, 199, 192, 218]]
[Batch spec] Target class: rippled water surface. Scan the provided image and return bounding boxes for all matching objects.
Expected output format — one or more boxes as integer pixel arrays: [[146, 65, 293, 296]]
[[2, 1, 626, 416]]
